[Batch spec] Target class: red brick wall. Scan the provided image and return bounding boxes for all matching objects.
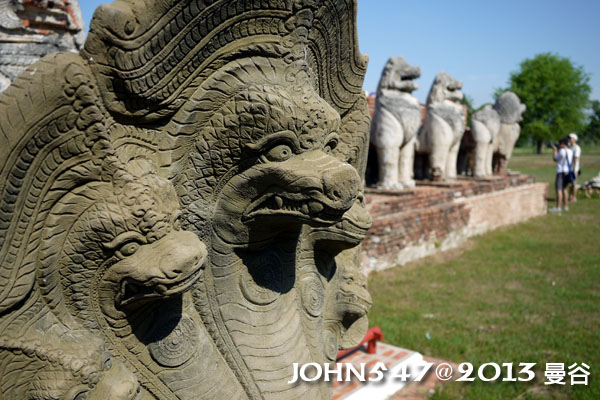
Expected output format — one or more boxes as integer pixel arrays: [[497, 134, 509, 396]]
[[367, 95, 376, 117], [362, 175, 544, 272]]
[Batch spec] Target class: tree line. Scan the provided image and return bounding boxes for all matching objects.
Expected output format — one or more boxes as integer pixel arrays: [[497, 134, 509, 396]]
[[466, 52, 597, 153]]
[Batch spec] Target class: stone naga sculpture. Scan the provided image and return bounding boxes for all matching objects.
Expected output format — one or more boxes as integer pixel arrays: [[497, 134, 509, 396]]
[[370, 56, 421, 189], [416, 72, 466, 181], [0, 328, 142, 399], [0, 0, 372, 399], [0, 56, 209, 399], [493, 91, 526, 174]]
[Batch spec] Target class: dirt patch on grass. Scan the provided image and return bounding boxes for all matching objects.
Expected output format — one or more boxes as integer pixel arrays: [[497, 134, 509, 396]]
[[504, 280, 525, 291], [524, 314, 545, 324], [567, 310, 600, 329]]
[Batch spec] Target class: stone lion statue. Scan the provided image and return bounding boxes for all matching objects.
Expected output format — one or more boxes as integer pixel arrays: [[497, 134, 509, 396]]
[[0, 1, 372, 399], [471, 91, 526, 177], [416, 72, 466, 181], [471, 104, 501, 177], [493, 91, 526, 174], [370, 56, 421, 189]]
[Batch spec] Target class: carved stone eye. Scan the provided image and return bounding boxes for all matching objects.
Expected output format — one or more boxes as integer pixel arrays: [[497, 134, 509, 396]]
[[118, 242, 140, 257], [173, 214, 183, 231], [73, 391, 88, 400], [325, 138, 338, 154], [103, 357, 113, 371], [65, 385, 90, 400], [265, 144, 293, 162]]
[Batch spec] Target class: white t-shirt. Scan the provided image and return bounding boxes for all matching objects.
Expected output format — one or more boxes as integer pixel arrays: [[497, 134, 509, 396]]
[[555, 147, 573, 174], [571, 144, 581, 172]]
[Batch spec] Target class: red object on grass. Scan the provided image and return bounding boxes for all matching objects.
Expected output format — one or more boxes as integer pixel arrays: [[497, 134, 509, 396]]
[[336, 326, 384, 360]]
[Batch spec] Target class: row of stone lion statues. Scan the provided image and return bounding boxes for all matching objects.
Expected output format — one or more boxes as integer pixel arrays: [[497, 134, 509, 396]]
[[370, 56, 526, 190]]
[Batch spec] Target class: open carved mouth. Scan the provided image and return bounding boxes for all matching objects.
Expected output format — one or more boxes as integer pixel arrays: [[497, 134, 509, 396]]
[[243, 192, 349, 226], [335, 290, 371, 314], [446, 90, 463, 102], [332, 213, 370, 239], [401, 74, 419, 81], [399, 77, 419, 92], [118, 266, 204, 308], [309, 198, 371, 244]]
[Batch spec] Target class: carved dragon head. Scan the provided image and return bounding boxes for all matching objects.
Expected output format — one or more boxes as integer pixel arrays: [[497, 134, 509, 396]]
[[321, 248, 372, 357], [37, 159, 207, 323], [0, 327, 141, 400], [163, 56, 369, 248], [79, 0, 372, 250]]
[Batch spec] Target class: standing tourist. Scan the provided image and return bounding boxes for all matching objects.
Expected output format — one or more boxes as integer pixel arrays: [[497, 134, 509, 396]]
[[568, 133, 581, 202], [550, 138, 573, 212]]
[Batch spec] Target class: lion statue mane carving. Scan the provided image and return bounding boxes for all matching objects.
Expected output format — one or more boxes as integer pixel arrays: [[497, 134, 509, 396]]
[[370, 56, 421, 190], [416, 71, 466, 181], [0, 1, 372, 399]]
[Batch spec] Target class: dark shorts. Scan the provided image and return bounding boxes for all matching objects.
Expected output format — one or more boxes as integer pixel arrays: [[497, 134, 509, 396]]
[[556, 173, 568, 190]]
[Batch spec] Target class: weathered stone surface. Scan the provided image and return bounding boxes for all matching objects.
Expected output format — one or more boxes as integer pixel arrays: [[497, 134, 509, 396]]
[[471, 104, 501, 177], [0, 1, 372, 399], [0, 0, 84, 92], [470, 91, 526, 177], [493, 91, 526, 174], [370, 56, 421, 190], [416, 72, 466, 181]]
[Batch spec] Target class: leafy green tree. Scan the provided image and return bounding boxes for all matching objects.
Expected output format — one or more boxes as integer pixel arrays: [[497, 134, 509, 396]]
[[581, 100, 600, 144], [498, 52, 591, 153]]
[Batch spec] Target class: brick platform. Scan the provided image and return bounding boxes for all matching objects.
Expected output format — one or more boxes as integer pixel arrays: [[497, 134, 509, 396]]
[[362, 175, 548, 272]]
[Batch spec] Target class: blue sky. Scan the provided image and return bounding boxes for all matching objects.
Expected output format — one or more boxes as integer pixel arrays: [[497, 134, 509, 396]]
[[79, 0, 599, 107]]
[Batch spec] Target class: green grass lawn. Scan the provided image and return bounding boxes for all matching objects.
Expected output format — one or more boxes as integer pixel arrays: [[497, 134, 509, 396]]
[[367, 148, 600, 399]]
